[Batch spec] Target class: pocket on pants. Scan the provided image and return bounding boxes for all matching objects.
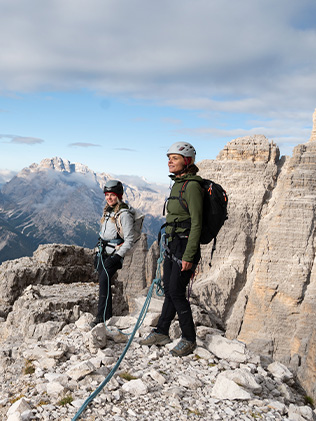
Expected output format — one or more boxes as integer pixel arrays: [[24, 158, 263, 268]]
[[94, 253, 99, 269]]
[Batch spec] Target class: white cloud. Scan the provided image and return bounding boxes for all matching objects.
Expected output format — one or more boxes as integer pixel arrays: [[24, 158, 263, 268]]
[[0, 169, 17, 184], [1, 1, 315, 102], [0, 135, 44, 144], [69, 142, 100, 148], [113, 148, 136, 152], [175, 108, 314, 154], [0, 0, 315, 152]]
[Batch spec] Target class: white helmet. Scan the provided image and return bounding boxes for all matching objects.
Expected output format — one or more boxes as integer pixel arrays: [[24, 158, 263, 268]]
[[167, 142, 196, 162]]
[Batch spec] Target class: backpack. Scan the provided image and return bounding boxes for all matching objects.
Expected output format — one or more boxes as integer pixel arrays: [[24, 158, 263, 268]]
[[179, 179, 228, 245], [115, 206, 145, 244], [161, 178, 228, 265]]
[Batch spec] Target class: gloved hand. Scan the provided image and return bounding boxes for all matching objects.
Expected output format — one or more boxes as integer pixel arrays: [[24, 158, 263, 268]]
[[111, 253, 122, 264], [105, 253, 123, 269]]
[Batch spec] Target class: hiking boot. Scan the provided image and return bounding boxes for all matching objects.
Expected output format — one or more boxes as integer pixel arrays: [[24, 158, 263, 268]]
[[170, 338, 196, 357], [139, 330, 171, 346], [90, 317, 103, 329]]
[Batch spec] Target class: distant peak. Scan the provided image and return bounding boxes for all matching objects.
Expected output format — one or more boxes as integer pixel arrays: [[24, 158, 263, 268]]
[[34, 157, 93, 175], [217, 135, 280, 163], [39, 157, 72, 172]]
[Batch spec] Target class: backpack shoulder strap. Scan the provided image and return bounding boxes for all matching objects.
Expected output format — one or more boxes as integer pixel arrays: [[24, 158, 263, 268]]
[[178, 180, 190, 212], [114, 208, 130, 239], [163, 180, 193, 216]]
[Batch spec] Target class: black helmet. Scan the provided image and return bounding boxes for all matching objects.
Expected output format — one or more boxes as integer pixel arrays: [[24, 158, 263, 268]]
[[103, 179, 124, 196]]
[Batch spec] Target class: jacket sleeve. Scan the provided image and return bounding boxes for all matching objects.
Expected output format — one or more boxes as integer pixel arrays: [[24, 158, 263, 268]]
[[115, 210, 135, 258], [182, 181, 203, 262]]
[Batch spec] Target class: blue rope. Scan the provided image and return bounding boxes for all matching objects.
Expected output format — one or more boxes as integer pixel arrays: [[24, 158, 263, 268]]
[[71, 235, 165, 421]]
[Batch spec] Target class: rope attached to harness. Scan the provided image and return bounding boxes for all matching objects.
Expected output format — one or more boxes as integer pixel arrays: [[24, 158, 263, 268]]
[[71, 235, 166, 421]]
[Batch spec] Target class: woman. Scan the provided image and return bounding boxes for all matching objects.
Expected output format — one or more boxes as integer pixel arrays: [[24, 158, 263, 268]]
[[90, 179, 134, 328], [140, 141, 203, 357]]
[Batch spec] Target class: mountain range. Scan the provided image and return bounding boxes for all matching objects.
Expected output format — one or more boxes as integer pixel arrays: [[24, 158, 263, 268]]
[[0, 157, 168, 264], [1, 122, 316, 402]]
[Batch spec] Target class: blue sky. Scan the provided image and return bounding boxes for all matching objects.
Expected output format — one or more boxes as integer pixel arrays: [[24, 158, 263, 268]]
[[1, 0, 316, 184]]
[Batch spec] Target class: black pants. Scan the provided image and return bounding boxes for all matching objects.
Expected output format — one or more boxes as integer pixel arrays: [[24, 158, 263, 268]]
[[96, 255, 122, 320], [156, 236, 200, 342]]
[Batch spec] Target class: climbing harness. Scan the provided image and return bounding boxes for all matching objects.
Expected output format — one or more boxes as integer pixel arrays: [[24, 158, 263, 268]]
[[159, 230, 186, 270], [95, 237, 123, 266], [163, 243, 183, 270], [71, 235, 166, 421]]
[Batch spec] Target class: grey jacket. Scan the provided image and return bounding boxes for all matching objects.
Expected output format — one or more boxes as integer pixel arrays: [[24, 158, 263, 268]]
[[99, 208, 134, 258]]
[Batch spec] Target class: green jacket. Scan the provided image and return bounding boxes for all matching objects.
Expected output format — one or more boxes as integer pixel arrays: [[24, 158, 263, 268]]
[[165, 173, 204, 262]]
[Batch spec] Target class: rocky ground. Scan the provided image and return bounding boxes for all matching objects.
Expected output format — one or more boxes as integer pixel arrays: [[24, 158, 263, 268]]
[[1, 290, 315, 421]]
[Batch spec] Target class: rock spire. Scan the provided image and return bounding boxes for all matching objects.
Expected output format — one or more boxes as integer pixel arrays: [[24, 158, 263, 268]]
[[310, 108, 316, 141]]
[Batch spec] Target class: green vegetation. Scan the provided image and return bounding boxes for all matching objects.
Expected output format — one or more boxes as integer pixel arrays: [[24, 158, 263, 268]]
[[304, 395, 314, 407], [187, 408, 203, 416], [58, 394, 73, 406], [119, 371, 137, 381], [23, 359, 35, 375]]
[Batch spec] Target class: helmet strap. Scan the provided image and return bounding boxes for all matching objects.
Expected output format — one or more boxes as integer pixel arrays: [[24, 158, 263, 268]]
[[184, 157, 192, 167]]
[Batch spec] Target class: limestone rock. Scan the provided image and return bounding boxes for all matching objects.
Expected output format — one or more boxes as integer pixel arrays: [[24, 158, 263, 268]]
[[3, 283, 97, 341], [88, 324, 107, 353], [0, 238, 148, 322], [66, 360, 96, 381], [75, 312, 94, 331], [211, 375, 252, 400], [310, 108, 316, 142], [145, 369, 166, 385], [230, 137, 316, 400], [205, 334, 249, 363], [46, 381, 65, 396], [220, 368, 262, 394], [288, 404, 314, 420], [7, 398, 31, 418], [190, 127, 316, 402], [217, 134, 280, 162], [0, 244, 96, 317], [178, 374, 202, 389], [116, 234, 148, 312], [0, 304, 313, 420], [194, 134, 282, 326], [121, 378, 148, 395], [268, 361, 294, 382]]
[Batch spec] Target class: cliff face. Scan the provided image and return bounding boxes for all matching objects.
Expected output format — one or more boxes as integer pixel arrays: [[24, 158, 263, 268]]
[[231, 138, 316, 397], [191, 116, 316, 400], [195, 135, 282, 325]]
